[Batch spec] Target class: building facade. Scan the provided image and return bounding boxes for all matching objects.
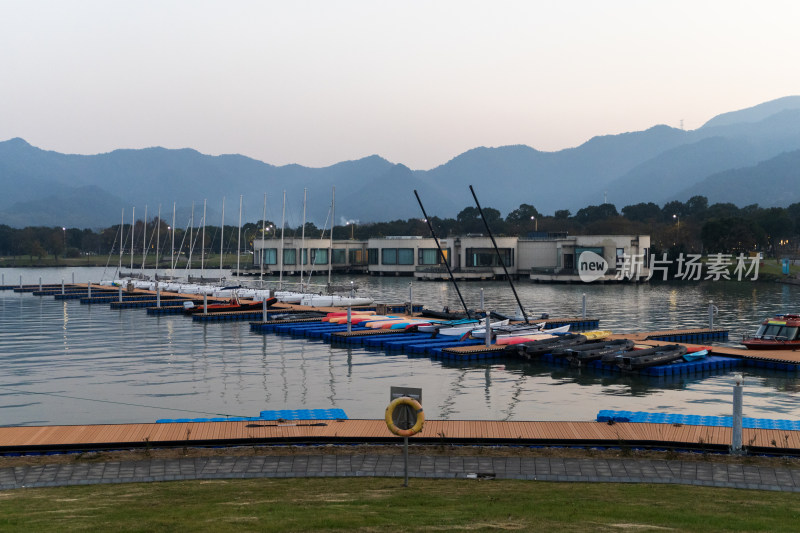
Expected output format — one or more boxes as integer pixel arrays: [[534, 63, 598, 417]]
[[252, 233, 650, 282]]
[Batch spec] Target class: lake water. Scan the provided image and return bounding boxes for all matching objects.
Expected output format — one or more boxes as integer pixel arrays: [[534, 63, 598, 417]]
[[1, 266, 799, 426]]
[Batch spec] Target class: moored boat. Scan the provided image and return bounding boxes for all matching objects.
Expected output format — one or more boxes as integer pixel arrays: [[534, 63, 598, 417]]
[[512, 333, 588, 358], [616, 344, 687, 371], [741, 314, 800, 350], [555, 339, 635, 367]]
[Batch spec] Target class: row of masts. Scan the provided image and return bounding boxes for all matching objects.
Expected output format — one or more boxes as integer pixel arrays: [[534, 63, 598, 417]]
[[114, 187, 336, 288]]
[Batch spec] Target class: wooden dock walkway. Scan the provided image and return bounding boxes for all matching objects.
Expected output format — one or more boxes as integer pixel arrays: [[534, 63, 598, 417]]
[[0, 419, 798, 455]]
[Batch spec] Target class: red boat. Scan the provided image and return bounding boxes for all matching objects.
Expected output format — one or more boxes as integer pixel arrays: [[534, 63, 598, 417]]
[[183, 296, 277, 315], [742, 314, 800, 350]]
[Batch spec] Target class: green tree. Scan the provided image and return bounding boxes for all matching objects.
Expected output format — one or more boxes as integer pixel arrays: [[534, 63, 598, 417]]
[[575, 203, 618, 225], [505, 203, 540, 235], [621, 202, 661, 223]]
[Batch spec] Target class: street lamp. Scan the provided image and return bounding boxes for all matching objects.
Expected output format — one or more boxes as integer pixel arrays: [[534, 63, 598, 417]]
[[346, 221, 355, 240], [673, 214, 680, 245], [530, 216, 537, 232], [62, 227, 66, 248]]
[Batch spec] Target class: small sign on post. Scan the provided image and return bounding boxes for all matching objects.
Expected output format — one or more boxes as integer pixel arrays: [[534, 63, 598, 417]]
[[387, 386, 424, 487]]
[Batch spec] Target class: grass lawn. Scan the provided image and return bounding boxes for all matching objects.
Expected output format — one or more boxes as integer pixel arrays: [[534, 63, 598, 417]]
[[0, 477, 798, 532]]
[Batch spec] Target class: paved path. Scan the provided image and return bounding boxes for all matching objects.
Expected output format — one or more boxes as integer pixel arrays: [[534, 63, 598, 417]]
[[2, 454, 800, 492]]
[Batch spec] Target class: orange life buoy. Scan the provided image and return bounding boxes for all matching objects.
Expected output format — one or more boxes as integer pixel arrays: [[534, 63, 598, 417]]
[[385, 396, 424, 437]]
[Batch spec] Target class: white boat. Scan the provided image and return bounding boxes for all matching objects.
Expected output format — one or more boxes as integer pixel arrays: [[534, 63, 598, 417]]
[[275, 291, 305, 303], [437, 319, 510, 337], [299, 294, 374, 307], [496, 324, 571, 340], [471, 322, 546, 339]]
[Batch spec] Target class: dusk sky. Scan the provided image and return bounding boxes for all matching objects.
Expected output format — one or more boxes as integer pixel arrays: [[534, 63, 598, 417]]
[[2, 1, 798, 170]]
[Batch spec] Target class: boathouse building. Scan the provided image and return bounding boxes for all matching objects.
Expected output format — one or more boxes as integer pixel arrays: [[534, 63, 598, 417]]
[[252, 233, 650, 282]]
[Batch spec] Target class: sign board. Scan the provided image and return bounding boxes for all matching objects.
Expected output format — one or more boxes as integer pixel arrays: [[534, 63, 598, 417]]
[[390, 386, 422, 403]]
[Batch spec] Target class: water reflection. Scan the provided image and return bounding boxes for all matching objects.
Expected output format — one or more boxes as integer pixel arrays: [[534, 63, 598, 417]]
[[1, 269, 800, 425]]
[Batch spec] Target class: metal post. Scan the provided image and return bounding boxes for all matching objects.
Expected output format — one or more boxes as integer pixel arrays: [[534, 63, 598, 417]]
[[39, 277, 42, 291], [582, 293, 587, 319], [156, 282, 161, 308], [88, 282, 92, 298], [709, 301, 718, 329], [403, 436, 409, 487], [118, 286, 122, 303], [203, 294, 208, 314], [480, 288, 484, 312], [72, 272, 75, 284], [2, 274, 4, 285], [19, 275, 22, 289], [408, 283, 413, 315], [485, 310, 492, 347], [262, 297, 268, 322], [61, 279, 65, 295], [347, 306, 352, 333], [732, 374, 744, 454]]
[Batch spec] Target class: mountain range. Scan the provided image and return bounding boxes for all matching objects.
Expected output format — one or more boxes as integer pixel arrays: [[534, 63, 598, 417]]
[[1, 95, 799, 229]]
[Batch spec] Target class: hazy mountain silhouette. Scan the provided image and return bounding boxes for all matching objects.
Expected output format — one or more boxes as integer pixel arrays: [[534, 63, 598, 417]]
[[1, 95, 799, 228]]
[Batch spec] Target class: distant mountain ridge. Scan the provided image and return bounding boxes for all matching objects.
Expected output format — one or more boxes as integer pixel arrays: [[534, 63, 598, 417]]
[[1, 95, 799, 228]]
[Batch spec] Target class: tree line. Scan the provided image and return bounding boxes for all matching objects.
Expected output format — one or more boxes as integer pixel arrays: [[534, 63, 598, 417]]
[[1, 195, 798, 261]]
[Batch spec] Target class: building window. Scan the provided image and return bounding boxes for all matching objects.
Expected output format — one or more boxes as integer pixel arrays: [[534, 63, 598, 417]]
[[368, 248, 379, 265], [302, 248, 328, 265], [351, 249, 367, 265], [465, 248, 513, 267], [382, 248, 397, 265], [418, 248, 449, 265], [616, 248, 625, 267], [262, 248, 277, 265], [332, 249, 346, 264], [283, 248, 296, 265], [397, 248, 414, 265], [312, 248, 328, 265]]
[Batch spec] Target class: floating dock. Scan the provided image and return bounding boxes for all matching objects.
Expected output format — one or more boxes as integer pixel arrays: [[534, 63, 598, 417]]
[[1, 418, 799, 456], [598, 410, 800, 431]]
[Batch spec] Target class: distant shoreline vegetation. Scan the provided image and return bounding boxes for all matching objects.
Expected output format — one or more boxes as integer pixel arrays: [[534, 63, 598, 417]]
[[1, 196, 798, 266]]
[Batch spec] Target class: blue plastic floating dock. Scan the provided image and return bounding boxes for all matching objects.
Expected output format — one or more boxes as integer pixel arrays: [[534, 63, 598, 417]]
[[597, 409, 800, 431], [156, 408, 347, 424]]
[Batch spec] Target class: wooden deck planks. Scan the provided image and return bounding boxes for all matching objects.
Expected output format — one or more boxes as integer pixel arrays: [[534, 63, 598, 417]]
[[1, 419, 799, 452]]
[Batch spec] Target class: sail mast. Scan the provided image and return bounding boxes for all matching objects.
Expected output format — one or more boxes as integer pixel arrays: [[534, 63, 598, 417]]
[[278, 190, 286, 290], [188, 201, 194, 270], [201, 199, 206, 278], [260, 193, 266, 285], [170, 202, 176, 273], [118, 208, 124, 276], [329, 186, 334, 284], [219, 197, 225, 281], [130, 206, 135, 272], [155, 204, 161, 278], [300, 188, 306, 290], [141, 205, 147, 272], [237, 195, 242, 282], [468, 185, 529, 323]]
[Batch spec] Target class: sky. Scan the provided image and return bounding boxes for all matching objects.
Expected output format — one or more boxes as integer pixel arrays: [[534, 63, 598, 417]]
[[1, 0, 799, 170]]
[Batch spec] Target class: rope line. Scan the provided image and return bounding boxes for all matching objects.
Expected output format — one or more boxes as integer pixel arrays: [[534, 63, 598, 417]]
[[0, 386, 244, 418]]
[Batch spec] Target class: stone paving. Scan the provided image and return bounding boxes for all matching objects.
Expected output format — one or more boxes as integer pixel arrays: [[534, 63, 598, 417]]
[[2, 454, 800, 492]]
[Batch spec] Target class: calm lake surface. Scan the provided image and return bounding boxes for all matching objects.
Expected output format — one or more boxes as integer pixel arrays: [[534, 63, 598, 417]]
[[1, 266, 799, 426]]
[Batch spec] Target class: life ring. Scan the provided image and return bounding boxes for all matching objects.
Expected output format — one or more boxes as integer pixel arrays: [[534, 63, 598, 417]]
[[385, 396, 424, 437]]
